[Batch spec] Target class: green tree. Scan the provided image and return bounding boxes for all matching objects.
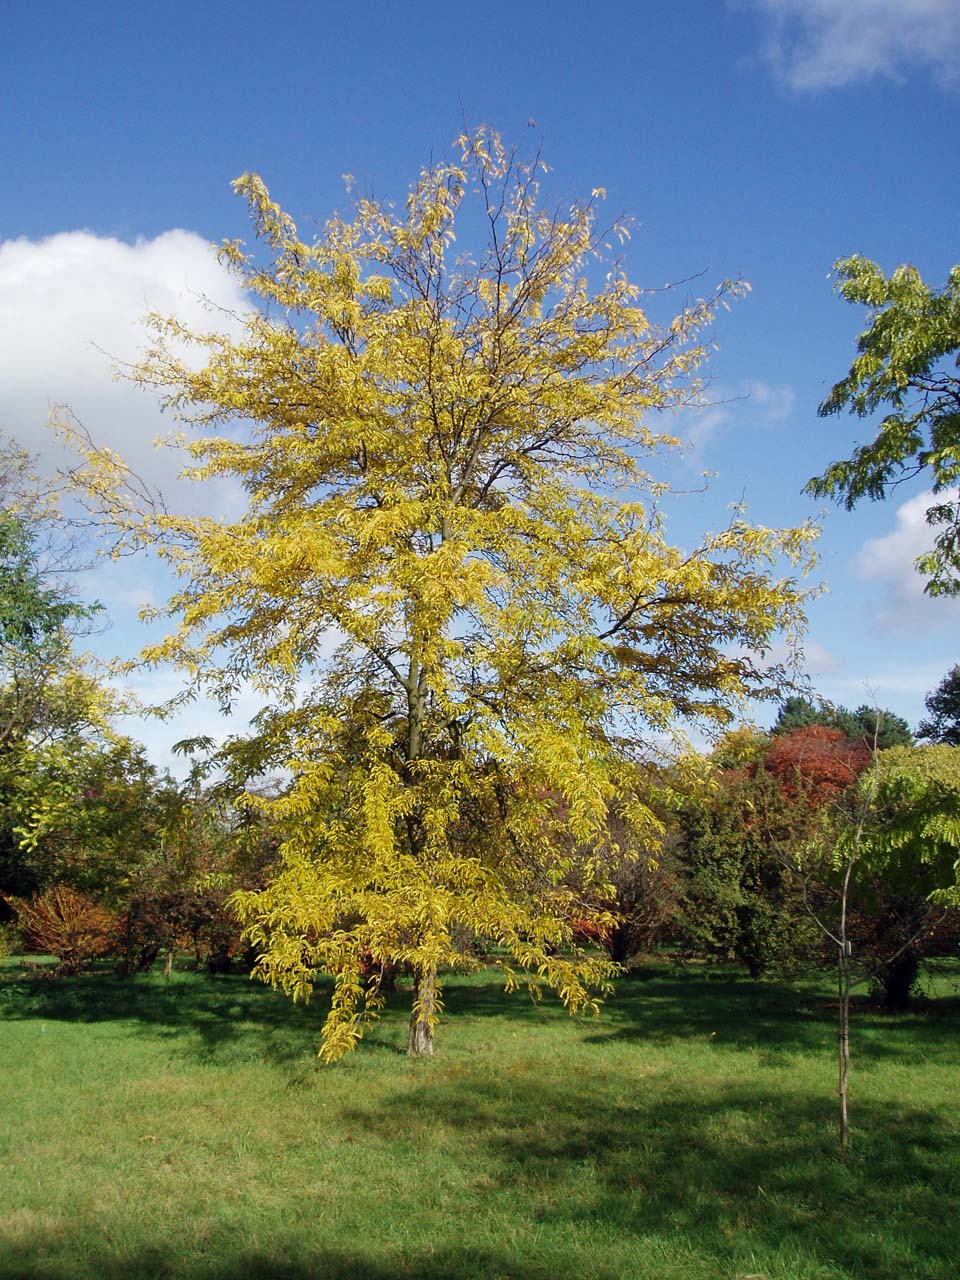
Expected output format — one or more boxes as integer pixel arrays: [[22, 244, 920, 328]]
[[821, 743, 960, 1151], [770, 695, 822, 736], [7, 734, 175, 902], [847, 745, 960, 920], [917, 665, 960, 746], [771, 695, 912, 749], [0, 509, 101, 755], [675, 767, 807, 979], [677, 726, 870, 979], [834, 705, 913, 750], [807, 255, 960, 596], [0, 442, 109, 904], [63, 128, 816, 1060]]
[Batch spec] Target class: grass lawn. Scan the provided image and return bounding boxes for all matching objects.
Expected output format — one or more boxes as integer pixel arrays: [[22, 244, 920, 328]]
[[1, 957, 959, 1280]]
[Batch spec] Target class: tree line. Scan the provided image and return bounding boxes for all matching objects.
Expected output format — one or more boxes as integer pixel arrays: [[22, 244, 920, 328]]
[[3, 126, 959, 1064], [2, 452, 957, 1021]]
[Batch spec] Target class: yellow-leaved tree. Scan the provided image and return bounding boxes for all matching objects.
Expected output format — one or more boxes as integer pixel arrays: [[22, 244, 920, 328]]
[[61, 129, 817, 1059]]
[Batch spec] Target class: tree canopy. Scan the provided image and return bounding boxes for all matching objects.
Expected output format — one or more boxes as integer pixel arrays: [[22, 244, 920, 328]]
[[841, 745, 960, 903], [0, 439, 121, 903], [917, 665, 960, 747], [771, 695, 912, 749], [0, 439, 103, 756], [62, 128, 817, 1059], [763, 725, 872, 808], [807, 255, 960, 597]]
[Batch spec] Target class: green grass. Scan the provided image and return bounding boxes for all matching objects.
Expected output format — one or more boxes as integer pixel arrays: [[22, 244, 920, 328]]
[[2, 957, 959, 1280]]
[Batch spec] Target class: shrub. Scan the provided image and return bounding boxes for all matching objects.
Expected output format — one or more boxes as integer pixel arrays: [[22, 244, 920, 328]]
[[5, 885, 117, 974], [0, 919, 20, 961]]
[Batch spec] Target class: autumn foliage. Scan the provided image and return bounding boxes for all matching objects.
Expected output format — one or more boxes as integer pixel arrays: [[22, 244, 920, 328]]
[[62, 128, 816, 1059], [6, 884, 117, 975], [760, 725, 872, 806]]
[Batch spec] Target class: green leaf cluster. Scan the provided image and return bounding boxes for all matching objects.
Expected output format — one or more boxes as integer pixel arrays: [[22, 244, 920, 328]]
[[808, 255, 960, 596], [918, 665, 960, 746], [843, 745, 960, 902]]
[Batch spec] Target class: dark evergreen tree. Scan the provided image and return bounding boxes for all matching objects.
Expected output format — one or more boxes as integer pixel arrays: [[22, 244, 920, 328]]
[[917, 666, 960, 746], [771, 696, 912, 749], [833, 705, 912, 750], [675, 767, 822, 979]]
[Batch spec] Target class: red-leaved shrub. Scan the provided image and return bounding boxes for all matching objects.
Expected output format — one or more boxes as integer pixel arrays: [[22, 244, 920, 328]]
[[5, 885, 117, 975]]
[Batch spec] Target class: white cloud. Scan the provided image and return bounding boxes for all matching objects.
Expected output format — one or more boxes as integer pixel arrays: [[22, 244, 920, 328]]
[[800, 638, 840, 675], [822, 666, 945, 699], [683, 405, 732, 453], [855, 490, 960, 628], [747, 380, 796, 421], [738, 0, 960, 89], [680, 378, 795, 455], [0, 227, 251, 495], [110, 668, 271, 780], [0, 228, 283, 770]]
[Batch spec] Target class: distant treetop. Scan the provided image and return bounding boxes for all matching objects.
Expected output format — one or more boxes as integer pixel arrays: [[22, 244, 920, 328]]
[[771, 695, 913, 750], [917, 666, 960, 747]]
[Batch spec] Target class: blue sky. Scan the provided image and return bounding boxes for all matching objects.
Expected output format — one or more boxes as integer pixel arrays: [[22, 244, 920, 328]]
[[2, 0, 958, 772]]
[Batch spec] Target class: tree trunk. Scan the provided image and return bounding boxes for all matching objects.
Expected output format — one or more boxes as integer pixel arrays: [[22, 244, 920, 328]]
[[838, 939, 851, 1157], [408, 964, 436, 1057], [606, 924, 631, 965], [880, 947, 919, 1010]]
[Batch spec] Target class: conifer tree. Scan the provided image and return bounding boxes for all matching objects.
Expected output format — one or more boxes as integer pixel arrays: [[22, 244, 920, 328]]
[[918, 666, 960, 746]]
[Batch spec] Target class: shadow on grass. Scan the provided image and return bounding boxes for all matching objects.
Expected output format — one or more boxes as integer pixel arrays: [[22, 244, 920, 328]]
[[0, 967, 324, 1066], [3, 962, 959, 1069], [2, 1083, 956, 1279], [338, 1072, 959, 1280], [444, 966, 960, 1066], [3, 967, 960, 1278], [0, 1245, 583, 1280]]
